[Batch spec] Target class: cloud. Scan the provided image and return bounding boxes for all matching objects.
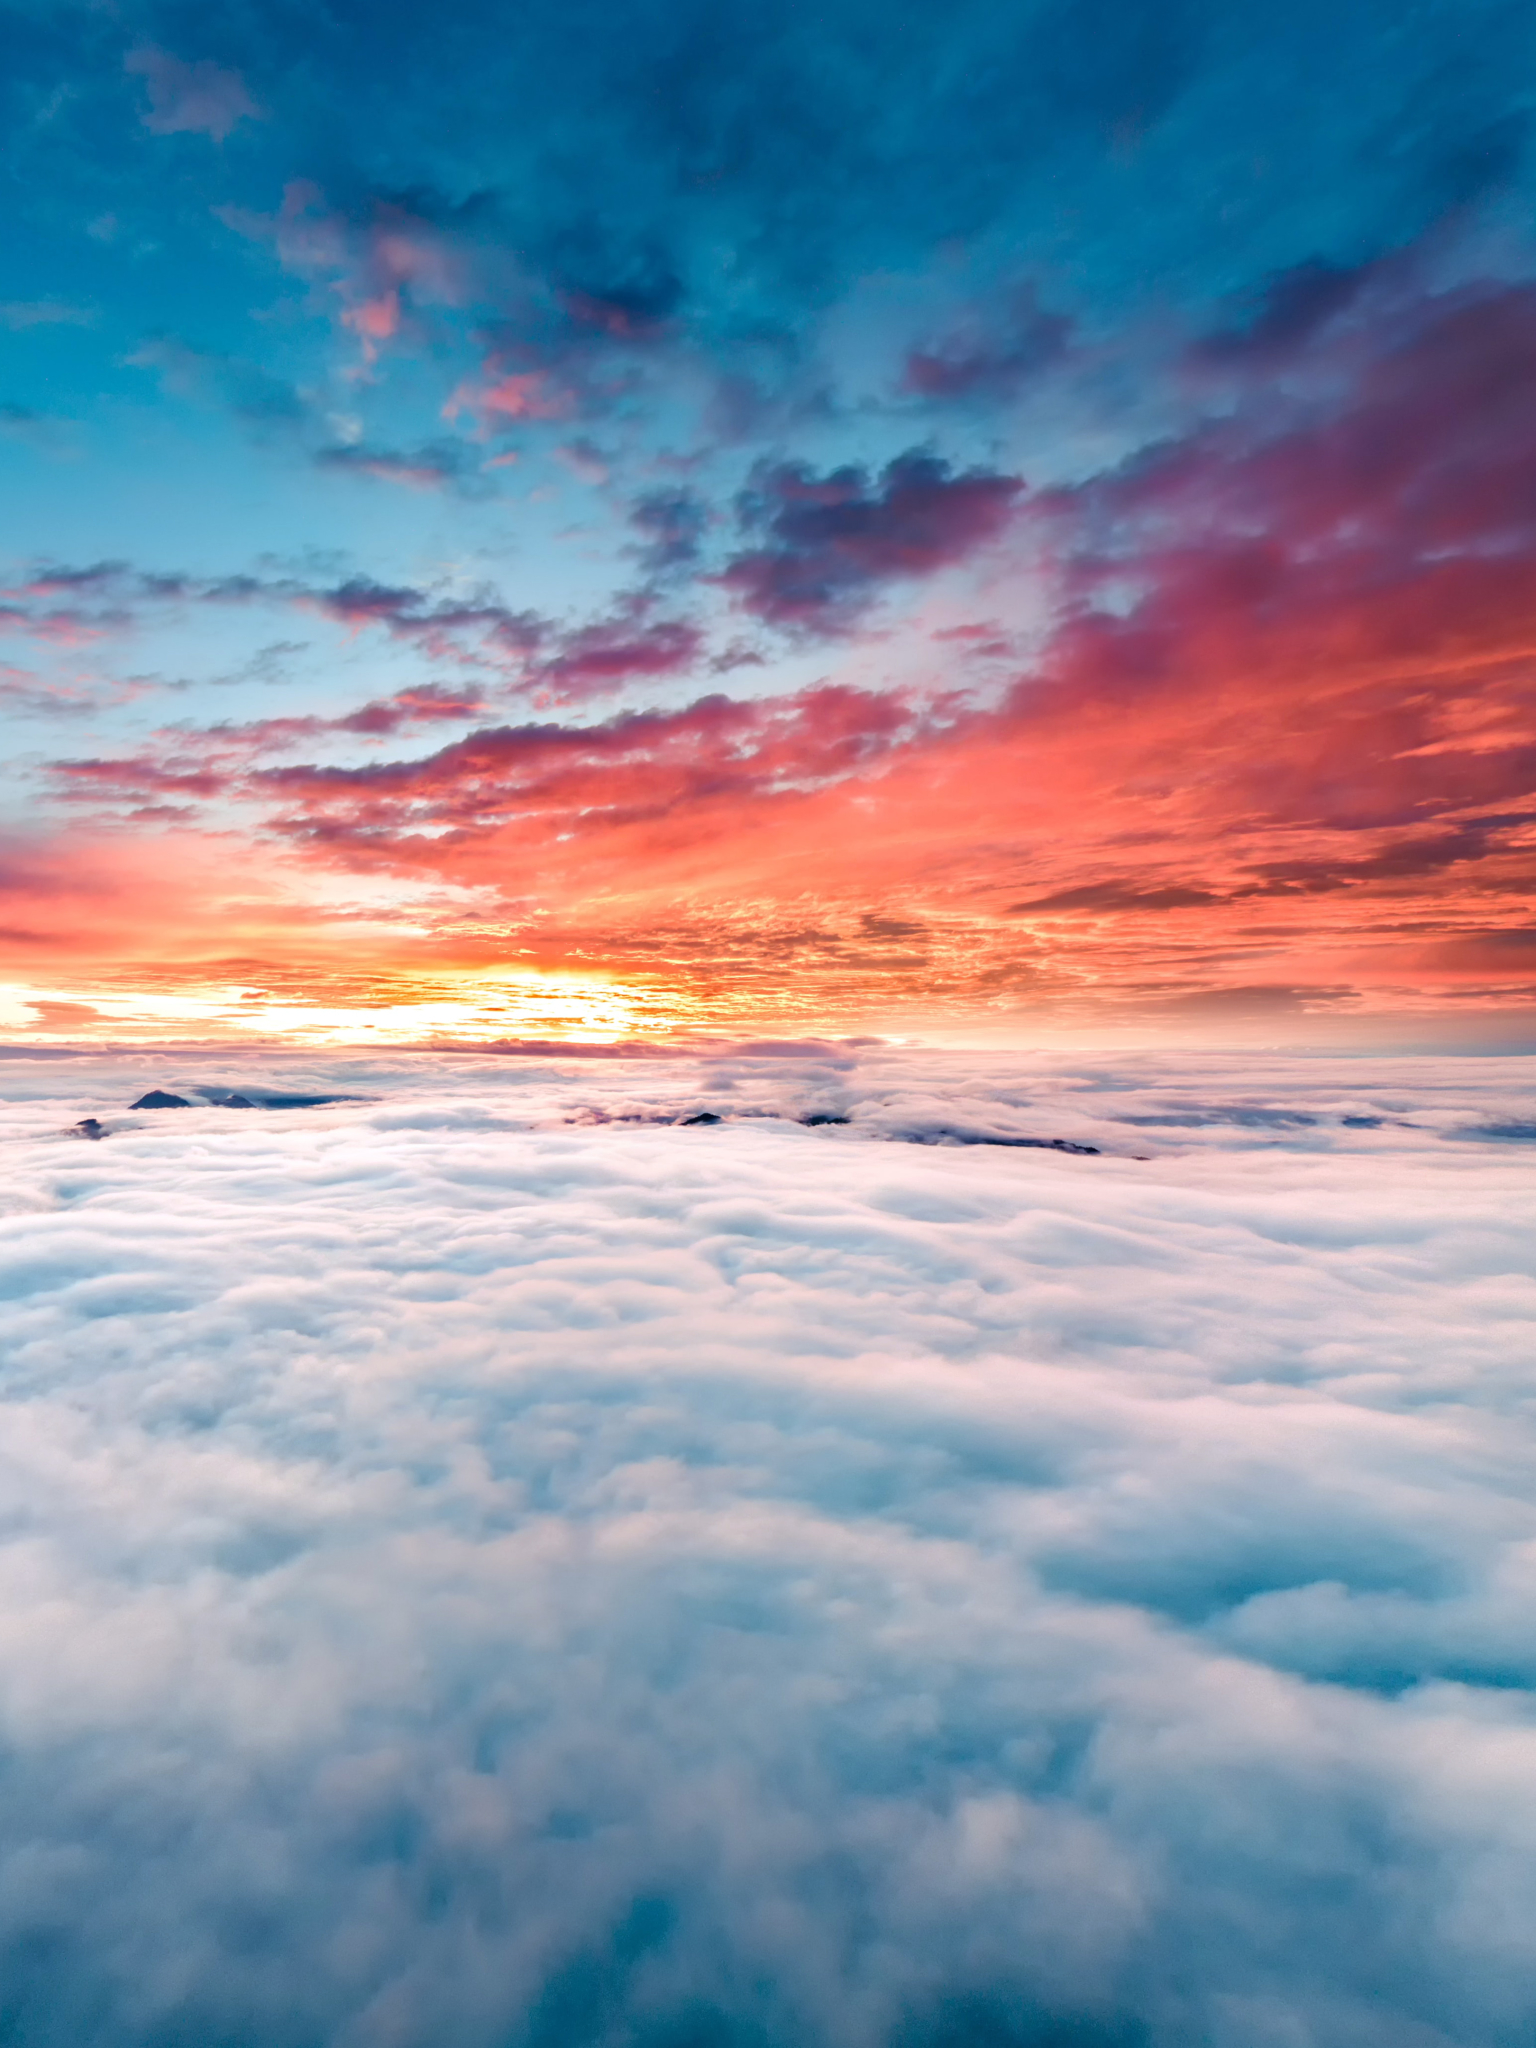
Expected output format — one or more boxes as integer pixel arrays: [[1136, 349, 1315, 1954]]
[[0, 1046, 1532, 2042], [124, 336, 309, 434], [0, 299, 96, 330], [249, 683, 917, 846], [630, 488, 710, 574], [1, 562, 546, 676], [16, 259, 1536, 1028], [46, 683, 499, 806], [335, 684, 491, 734], [220, 181, 491, 367], [551, 237, 684, 339], [117, 347, 497, 497], [116, 0, 1534, 354], [1197, 256, 1374, 363], [124, 47, 264, 142], [212, 171, 693, 417], [0, 403, 75, 456], [0, 662, 102, 717], [24, 998, 105, 1029], [901, 285, 1072, 402], [276, 574, 545, 669], [314, 440, 492, 494], [1013, 881, 1223, 914], [7, 557, 699, 702], [443, 368, 574, 428], [722, 454, 1024, 632], [0, 825, 366, 984], [49, 753, 231, 805], [534, 612, 703, 698]]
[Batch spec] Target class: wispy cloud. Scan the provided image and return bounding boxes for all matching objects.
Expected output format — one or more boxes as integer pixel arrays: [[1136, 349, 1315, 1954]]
[[125, 47, 264, 142], [0, 299, 96, 330]]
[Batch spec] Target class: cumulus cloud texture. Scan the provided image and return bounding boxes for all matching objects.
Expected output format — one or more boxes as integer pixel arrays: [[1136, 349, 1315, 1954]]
[[1, 1046, 1534, 2046]]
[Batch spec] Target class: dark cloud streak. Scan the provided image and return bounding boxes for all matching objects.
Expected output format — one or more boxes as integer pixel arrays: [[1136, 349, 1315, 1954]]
[[722, 454, 1023, 632]]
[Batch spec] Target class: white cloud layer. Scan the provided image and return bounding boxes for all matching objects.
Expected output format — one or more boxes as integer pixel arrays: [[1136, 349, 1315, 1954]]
[[1, 1043, 1535, 2046]]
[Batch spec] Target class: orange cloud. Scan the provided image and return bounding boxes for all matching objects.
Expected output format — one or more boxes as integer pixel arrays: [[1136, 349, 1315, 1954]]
[[12, 270, 1536, 1041]]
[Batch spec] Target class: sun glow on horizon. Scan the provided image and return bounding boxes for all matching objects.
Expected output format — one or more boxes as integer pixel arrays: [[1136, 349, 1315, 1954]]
[[0, 970, 664, 1048]]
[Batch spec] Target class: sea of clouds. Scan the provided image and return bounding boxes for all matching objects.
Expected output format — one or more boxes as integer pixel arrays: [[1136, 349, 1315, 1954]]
[[1, 1041, 1534, 2048]]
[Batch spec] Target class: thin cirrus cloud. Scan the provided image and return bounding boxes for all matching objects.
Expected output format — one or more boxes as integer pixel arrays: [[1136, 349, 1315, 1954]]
[[0, 300, 97, 331], [312, 439, 493, 494], [900, 286, 1074, 401], [124, 47, 265, 142]]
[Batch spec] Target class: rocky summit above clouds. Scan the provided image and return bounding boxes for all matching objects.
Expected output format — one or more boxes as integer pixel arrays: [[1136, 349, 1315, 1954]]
[[28, 1043, 1535, 1156], [126, 1087, 357, 1110]]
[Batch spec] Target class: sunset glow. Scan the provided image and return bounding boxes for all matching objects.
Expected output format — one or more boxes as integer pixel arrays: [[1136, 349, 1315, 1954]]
[[0, 968, 653, 1046], [5, 0, 1535, 1048]]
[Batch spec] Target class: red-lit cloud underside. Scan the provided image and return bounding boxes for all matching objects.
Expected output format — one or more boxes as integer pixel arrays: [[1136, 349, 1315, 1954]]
[[8, 268, 1536, 1037]]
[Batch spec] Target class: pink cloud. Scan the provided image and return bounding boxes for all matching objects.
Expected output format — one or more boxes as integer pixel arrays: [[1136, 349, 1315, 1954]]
[[342, 293, 401, 347], [314, 442, 474, 492], [534, 617, 702, 699], [22, 263, 1536, 1028], [443, 370, 573, 429], [219, 185, 465, 366], [125, 48, 263, 142]]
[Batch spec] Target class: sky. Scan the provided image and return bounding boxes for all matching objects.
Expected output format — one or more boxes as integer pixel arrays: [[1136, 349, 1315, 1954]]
[[3, 0, 1536, 1046], [3, 1043, 1535, 2045]]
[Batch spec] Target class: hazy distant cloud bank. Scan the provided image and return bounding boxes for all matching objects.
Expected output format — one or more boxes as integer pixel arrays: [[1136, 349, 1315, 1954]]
[[0, 1047, 1534, 2047]]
